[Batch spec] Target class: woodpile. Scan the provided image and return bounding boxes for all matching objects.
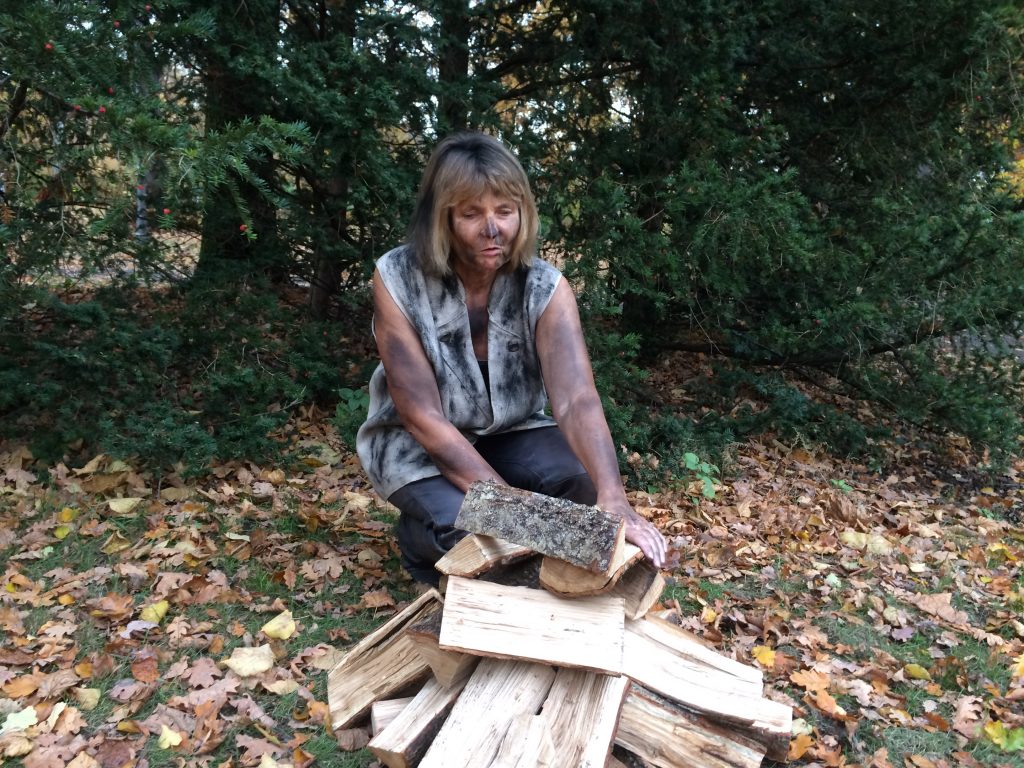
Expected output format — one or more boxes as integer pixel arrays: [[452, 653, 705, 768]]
[[328, 482, 793, 768]]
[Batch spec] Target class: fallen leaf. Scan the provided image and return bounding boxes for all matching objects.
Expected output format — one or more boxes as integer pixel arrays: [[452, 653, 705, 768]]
[[261, 610, 296, 640], [752, 645, 776, 668], [158, 723, 183, 749], [73, 688, 101, 711], [789, 732, 814, 760], [334, 727, 370, 751], [223, 645, 275, 677], [108, 497, 143, 514], [0, 706, 38, 736], [904, 663, 932, 681], [140, 600, 170, 624]]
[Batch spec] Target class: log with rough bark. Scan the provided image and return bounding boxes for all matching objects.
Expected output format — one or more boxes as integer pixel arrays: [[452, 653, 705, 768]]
[[368, 671, 474, 768], [490, 714, 557, 768], [539, 543, 644, 597], [540, 668, 630, 768], [622, 617, 791, 761], [327, 589, 441, 729], [610, 561, 666, 620], [456, 481, 625, 573], [417, 658, 557, 768], [615, 684, 767, 768], [435, 533, 534, 578], [407, 605, 480, 688], [371, 697, 414, 736], [439, 576, 626, 674]]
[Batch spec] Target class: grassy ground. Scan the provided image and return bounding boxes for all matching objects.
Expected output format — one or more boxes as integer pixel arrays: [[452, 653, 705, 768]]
[[1, 418, 1022, 767]]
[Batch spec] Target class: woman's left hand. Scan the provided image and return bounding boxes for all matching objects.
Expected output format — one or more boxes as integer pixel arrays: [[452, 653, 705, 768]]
[[602, 499, 667, 569]]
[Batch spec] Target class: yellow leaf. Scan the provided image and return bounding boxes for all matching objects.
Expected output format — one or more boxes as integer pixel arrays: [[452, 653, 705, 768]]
[[259, 754, 293, 768], [222, 644, 275, 677], [752, 645, 776, 668], [58, 594, 76, 606], [985, 720, 1007, 747], [108, 497, 143, 515], [904, 663, 932, 681], [58, 506, 79, 523], [261, 610, 296, 640], [101, 532, 132, 554], [139, 600, 170, 624], [158, 724, 183, 749], [1011, 653, 1024, 679], [700, 606, 717, 624], [160, 486, 192, 502], [866, 533, 893, 555], [54, 525, 73, 540], [839, 530, 868, 550], [73, 688, 101, 711]]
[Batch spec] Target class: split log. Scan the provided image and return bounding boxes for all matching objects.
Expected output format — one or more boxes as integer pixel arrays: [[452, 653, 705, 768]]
[[371, 697, 414, 736], [435, 533, 534, 578], [407, 606, 479, 688], [327, 589, 440, 729], [490, 714, 556, 767], [439, 576, 625, 675], [479, 553, 543, 589], [417, 658, 556, 768], [615, 684, 766, 768], [627, 616, 763, 687], [539, 544, 644, 597], [539, 668, 630, 767], [622, 618, 791, 761], [368, 671, 473, 768], [456, 481, 625, 573], [609, 560, 666, 620]]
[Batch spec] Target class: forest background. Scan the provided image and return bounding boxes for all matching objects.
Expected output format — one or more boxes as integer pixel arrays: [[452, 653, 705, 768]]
[[2, 1, 1024, 767]]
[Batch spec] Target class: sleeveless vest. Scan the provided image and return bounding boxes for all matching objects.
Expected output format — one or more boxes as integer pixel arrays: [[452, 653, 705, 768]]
[[356, 246, 562, 499]]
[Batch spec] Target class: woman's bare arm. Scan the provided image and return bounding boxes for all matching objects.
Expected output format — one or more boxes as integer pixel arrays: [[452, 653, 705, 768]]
[[536, 278, 667, 567]]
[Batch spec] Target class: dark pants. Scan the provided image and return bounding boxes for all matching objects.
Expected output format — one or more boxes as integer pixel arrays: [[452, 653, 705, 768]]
[[388, 426, 596, 585]]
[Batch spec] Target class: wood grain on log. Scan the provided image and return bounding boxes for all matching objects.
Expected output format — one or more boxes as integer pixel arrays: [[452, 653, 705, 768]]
[[327, 589, 440, 729], [435, 533, 534, 578], [417, 658, 556, 768], [540, 544, 644, 597], [368, 672, 472, 768], [539, 668, 630, 767], [439, 576, 626, 675], [615, 684, 767, 768]]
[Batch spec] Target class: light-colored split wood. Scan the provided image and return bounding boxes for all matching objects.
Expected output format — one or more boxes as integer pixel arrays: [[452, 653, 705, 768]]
[[490, 713, 557, 768], [327, 589, 441, 730], [368, 671, 473, 768], [417, 658, 556, 768], [370, 696, 414, 737], [435, 533, 534, 577], [615, 684, 767, 768], [609, 560, 666, 619], [439, 576, 626, 674], [539, 668, 630, 768]]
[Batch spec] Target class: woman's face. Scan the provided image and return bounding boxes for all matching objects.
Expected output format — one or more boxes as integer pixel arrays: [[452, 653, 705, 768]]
[[449, 190, 520, 278]]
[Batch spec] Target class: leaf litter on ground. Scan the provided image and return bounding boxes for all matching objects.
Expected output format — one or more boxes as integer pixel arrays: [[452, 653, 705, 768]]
[[0, 406, 1023, 767]]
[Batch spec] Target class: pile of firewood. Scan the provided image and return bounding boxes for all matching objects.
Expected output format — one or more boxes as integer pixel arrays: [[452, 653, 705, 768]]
[[327, 482, 792, 768]]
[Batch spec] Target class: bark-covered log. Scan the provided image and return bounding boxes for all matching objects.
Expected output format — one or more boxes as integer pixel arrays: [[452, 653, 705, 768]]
[[456, 481, 625, 573]]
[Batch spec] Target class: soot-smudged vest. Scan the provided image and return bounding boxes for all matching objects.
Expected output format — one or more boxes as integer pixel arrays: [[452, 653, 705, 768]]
[[356, 246, 562, 499]]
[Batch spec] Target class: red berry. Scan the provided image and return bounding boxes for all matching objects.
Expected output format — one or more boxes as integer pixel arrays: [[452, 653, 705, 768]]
[[239, 224, 248, 232], [145, 3, 152, 10], [73, 104, 81, 111], [162, 208, 171, 215], [137, 185, 145, 191], [113, 20, 120, 27], [44, 42, 54, 50], [108, 87, 115, 94], [98, 106, 106, 114]]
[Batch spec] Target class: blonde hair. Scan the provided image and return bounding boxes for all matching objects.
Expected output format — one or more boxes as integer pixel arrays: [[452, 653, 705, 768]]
[[409, 132, 539, 277]]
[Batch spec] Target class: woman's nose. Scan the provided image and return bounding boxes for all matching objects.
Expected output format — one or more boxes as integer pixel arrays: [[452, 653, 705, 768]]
[[483, 217, 499, 237]]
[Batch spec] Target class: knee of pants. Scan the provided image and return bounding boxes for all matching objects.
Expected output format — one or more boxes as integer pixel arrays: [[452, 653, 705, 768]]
[[547, 471, 597, 505]]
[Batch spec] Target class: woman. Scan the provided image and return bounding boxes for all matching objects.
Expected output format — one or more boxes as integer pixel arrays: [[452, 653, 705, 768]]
[[356, 131, 666, 585]]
